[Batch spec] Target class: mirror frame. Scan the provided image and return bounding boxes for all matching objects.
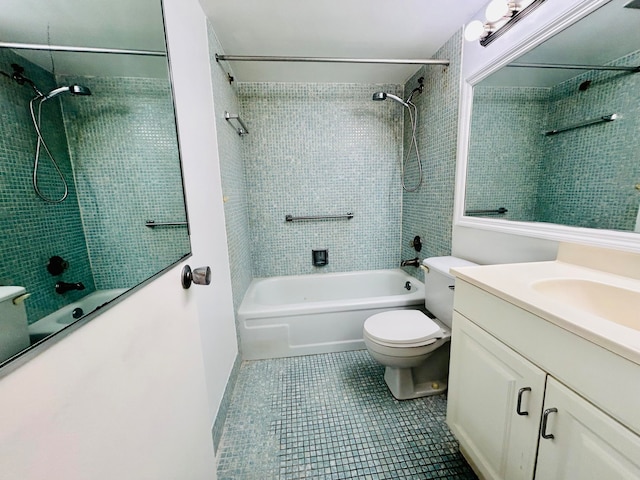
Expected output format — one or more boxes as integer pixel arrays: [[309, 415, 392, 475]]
[[0, 1, 192, 378], [453, 0, 640, 254]]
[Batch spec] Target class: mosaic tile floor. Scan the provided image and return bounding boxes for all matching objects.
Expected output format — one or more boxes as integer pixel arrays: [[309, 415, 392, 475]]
[[216, 350, 477, 479]]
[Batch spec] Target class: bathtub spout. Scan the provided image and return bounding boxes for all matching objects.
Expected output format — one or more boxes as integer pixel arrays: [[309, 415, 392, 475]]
[[400, 258, 420, 268], [55, 281, 85, 294]]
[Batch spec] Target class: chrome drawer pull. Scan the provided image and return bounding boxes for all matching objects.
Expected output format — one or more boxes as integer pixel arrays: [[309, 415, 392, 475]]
[[541, 408, 558, 439], [516, 387, 531, 416]]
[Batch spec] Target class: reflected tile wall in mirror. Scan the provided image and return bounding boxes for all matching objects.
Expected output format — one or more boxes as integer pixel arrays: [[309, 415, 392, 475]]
[[0, 49, 96, 323], [538, 49, 640, 231], [60, 75, 190, 289], [466, 49, 640, 232]]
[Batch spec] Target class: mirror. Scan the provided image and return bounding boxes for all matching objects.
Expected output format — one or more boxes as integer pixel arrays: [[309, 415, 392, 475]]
[[464, 0, 640, 234], [0, 0, 190, 368]]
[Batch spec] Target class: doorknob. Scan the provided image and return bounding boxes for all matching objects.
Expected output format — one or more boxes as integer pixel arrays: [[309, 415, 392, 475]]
[[181, 265, 211, 289]]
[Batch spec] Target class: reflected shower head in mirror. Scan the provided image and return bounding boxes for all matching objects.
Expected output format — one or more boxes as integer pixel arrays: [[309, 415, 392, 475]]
[[42, 84, 92, 101], [371, 91, 409, 107], [29, 84, 92, 203]]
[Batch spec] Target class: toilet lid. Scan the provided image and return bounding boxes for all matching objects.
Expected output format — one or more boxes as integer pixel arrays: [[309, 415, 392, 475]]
[[364, 310, 442, 345]]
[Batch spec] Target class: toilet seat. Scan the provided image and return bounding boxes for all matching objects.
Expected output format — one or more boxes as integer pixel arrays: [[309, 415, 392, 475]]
[[364, 310, 443, 348]]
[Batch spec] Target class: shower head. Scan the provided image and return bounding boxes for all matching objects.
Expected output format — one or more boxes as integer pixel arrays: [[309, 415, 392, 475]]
[[42, 84, 92, 101], [372, 91, 408, 107]]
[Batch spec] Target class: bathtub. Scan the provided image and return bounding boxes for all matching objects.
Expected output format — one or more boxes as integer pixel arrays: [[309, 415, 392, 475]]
[[28, 289, 127, 343], [238, 269, 424, 360]]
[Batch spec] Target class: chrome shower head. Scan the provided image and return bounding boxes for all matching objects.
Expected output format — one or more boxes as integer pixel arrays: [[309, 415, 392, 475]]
[[372, 91, 408, 107], [42, 84, 92, 101]]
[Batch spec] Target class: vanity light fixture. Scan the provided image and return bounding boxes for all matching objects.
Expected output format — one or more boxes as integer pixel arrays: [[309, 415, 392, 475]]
[[464, 0, 546, 47]]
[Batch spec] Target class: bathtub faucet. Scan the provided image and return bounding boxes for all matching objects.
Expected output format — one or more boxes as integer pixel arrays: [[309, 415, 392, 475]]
[[400, 257, 420, 268], [55, 281, 85, 294]]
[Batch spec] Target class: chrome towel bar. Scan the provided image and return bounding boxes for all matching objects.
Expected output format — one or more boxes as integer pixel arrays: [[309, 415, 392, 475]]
[[543, 113, 617, 136], [224, 111, 249, 136], [285, 213, 354, 222], [145, 220, 188, 228], [465, 208, 508, 216]]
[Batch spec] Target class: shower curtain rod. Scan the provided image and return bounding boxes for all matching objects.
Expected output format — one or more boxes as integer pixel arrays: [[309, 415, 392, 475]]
[[0, 41, 166, 57], [216, 54, 449, 66], [508, 62, 640, 72]]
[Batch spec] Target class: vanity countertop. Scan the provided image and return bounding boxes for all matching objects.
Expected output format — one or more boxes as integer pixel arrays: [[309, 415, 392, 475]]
[[451, 245, 640, 366]]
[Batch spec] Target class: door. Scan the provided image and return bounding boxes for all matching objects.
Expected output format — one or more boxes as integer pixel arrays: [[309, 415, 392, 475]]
[[447, 312, 546, 480], [535, 377, 640, 479]]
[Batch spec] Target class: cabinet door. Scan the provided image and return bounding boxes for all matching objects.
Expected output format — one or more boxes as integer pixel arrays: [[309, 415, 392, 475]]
[[535, 377, 640, 479], [447, 312, 546, 480]]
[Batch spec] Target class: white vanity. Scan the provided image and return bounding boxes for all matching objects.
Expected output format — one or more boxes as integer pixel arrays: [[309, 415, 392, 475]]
[[446, 243, 640, 479]]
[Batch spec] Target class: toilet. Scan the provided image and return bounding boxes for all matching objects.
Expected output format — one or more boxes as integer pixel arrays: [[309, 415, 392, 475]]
[[363, 256, 477, 400]]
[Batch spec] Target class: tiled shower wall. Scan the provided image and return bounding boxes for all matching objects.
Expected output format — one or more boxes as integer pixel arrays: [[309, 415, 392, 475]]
[[60, 75, 190, 289], [206, 22, 251, 452], [206, 25, 253, 315], [238, 82, 404, 277], [400, 30, 463, 280], [0, 50, 95, 323]]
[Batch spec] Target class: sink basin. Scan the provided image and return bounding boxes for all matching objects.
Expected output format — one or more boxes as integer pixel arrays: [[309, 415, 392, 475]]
[[532, 279, 640, 331]]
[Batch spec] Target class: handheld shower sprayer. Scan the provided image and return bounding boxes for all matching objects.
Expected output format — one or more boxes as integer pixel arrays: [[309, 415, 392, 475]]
[[42, 84, 92, 101], [371, 83, 424, 192], [27, 82, 92, 203], [372, 91, 409, 107]]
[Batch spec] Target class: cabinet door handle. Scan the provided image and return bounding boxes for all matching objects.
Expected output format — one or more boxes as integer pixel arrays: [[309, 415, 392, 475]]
[[516, 387, 531, 416], [541, 408, 558, 439]]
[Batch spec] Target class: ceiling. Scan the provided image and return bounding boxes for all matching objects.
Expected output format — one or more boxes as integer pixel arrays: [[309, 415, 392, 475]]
[[200, 0, 489, 84], [3, 1, 639, 87]]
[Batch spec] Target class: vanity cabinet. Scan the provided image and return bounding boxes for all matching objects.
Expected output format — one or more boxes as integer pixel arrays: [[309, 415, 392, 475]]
[[535, 377, 640, 479], [447, 315, 545, 480], [448, 281, 640, 480]]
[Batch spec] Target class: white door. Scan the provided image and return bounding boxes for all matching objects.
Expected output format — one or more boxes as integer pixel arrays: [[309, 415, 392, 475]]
[[447, 312, 546, 480], [535, 377, 640, 479]]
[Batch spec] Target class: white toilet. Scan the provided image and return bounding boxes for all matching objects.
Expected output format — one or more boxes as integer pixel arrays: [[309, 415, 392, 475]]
[[363, 256, 477, 400]]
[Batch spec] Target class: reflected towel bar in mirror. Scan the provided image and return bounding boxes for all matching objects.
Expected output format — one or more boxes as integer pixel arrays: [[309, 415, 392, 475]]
[[145, 220, 188, 228], [544, 114, 617, 136], [285, 213, 354, 222], [465, 208, 508, 216]]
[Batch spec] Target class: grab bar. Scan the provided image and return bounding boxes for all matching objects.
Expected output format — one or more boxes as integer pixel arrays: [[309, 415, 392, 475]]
[[465, 208, 508, 216], [543, 113, 617, 136], [145, 220, 188, 228], [224, 111, 249, 136], [285, 213, 354, 222]]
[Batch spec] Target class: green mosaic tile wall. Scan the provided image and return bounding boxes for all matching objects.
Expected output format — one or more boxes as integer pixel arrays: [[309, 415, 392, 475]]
[[0, 50, 95, 323]]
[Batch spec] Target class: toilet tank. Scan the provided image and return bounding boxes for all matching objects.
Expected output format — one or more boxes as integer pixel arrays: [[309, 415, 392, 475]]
[[0, 286, 30, 363], [423, 256, 477, 327]]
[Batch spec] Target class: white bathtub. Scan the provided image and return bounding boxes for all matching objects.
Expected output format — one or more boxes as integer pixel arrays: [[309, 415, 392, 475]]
[[28, 289, 127, 342], [238, 269, 424, 360]]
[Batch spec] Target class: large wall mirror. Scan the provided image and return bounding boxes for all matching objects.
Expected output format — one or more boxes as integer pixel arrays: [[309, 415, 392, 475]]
[[461, 0, 640, 244], [0, 0, 190, 371]]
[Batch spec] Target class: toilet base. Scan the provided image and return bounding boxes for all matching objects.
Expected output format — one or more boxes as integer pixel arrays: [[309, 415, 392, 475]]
[[383, 342, 450, 400]]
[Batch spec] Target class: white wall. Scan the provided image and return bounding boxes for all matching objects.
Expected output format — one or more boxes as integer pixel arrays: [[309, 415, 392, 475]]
[[0, 0, 238, 477]]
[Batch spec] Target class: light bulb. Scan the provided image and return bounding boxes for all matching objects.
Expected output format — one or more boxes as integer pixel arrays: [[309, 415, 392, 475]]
[[485, 1, 516, 23], [464, 20, 487, 42]]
